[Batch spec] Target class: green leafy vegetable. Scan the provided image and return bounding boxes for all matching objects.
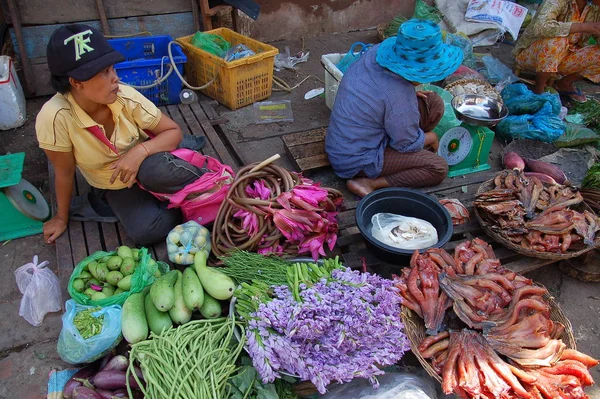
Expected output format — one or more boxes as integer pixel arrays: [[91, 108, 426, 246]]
[[228, 357, 298, 399], [582, 163, 600, 190]]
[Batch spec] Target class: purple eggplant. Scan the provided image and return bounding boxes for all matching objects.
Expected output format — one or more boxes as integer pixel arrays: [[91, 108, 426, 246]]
[[97, 353, 114, 371], [94, 389, 114, 399], [133, 366, 145, 383], [72, 386, 102, 399], [92, 370, 140, 390], [100, 355, 128, 372], [64, 365, 98, 399], [110, 389, 128, 398]]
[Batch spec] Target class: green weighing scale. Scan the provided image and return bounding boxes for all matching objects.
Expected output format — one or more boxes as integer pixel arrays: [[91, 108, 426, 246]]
[[0, 153, 50, 241], [436, 124, 494, 177], [417, 84, 495, 178]]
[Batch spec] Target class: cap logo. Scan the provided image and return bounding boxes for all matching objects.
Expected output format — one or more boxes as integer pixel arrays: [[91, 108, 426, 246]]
[[64, 29, 94, 61]]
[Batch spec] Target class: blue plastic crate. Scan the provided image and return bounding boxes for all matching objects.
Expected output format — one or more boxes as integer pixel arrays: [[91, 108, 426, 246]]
[[108, 36, 187, 106]]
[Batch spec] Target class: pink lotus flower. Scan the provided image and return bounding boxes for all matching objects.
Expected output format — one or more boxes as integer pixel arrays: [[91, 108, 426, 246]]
[[246, 179, 271, 200], [272, 208, 318, 242], [234, 209, 260, 236], [291, 185, 328, 207]]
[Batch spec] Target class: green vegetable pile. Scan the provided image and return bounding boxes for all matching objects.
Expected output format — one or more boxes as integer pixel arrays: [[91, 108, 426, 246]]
[[582, 163, 600, 190], [570, 99, 600, 132], [219, 250, 291, 286], [73, 307, 104, 339], [127, 318, 245, 399]]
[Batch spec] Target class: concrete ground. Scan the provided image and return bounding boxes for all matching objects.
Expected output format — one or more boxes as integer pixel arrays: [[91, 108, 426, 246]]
[[0, 30, 599, 399]]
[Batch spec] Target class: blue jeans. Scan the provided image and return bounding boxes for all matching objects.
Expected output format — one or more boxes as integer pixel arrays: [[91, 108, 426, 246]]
[[103, 152, 205, 246]]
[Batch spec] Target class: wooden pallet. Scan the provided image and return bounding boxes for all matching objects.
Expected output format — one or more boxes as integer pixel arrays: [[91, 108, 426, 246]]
[[50, 101, 241, 298], [282, 127, 330, 171]]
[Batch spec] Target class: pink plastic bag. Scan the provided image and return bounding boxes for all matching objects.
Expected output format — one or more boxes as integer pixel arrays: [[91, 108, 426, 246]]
[[146, 149, 234, 225], [14, 256, 62, 326]]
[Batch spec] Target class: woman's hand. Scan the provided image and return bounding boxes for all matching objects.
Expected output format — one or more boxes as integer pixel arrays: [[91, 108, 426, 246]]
[[424, 131, 440, 153], [586, 22, 600, 35], [110, 145, 147, 186], [43, 215, 68, 244]]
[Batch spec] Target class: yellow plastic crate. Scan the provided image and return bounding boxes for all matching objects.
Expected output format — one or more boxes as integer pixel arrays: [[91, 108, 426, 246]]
[[176, 28, 279, 110]]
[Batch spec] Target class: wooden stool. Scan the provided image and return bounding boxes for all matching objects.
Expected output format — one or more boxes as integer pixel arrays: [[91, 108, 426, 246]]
[[198, 0, 238, 31]]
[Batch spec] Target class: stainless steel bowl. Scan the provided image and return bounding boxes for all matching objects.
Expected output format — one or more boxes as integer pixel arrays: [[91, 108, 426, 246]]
[[451, 94, 509, 127]]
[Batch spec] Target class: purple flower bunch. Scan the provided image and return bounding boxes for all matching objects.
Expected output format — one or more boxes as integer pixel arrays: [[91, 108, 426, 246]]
[[245, 268, 410, 394]]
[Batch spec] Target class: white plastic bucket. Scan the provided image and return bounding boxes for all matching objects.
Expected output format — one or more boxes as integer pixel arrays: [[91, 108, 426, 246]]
[[0, 56, 26, 130], [321, 53, 344, 111]]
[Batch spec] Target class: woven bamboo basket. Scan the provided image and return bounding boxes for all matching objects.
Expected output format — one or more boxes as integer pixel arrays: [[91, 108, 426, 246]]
[[474, 178, 600, 260], [400, 290, 577, 384]]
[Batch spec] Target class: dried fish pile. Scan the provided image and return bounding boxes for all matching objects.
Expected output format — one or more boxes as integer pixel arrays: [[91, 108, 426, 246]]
[[474, 170, 600, 253], [439, 199, 470, 225], [393, 239, 599, 399]]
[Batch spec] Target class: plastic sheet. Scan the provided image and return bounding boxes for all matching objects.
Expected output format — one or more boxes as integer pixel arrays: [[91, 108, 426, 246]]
[[321, 371, 438, 399], [371, 213, 438, 250]]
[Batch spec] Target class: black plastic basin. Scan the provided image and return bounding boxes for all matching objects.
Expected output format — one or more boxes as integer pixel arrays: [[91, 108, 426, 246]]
[[355, 188, 453, 264]]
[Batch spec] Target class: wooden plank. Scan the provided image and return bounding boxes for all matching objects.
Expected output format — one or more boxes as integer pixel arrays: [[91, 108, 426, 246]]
[[100, 222, 120, 252], [295, 154, 331, 171], [175, 104, 221, 159], [505, 258, 557, 275], [96, 0, 111, 35], [165, 104, 219, 161], [74, 171, 104, 255], [152, 241, 170, 263], [189, 102, 239, 167], [282, 128, 327, 147], [1, 0, 192, 26], [6, 0, 33, 94], [117, 222, 136, 248], [48, 162, 74, 307], [287, 141, 326, 160], [9, 13, 196, 60]]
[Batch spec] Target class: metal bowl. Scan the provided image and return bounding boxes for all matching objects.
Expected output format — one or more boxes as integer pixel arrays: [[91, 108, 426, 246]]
[[451, 94, 508, 127]]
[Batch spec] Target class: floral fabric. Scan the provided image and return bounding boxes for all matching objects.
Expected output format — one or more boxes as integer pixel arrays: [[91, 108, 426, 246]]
[[514, 0, 600, 82]]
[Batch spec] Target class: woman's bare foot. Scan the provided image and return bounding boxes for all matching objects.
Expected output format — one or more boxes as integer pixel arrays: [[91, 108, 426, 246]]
[[553, 80, 586, 102], [347, 178, 374, 197], [347, 177, 390, 197]]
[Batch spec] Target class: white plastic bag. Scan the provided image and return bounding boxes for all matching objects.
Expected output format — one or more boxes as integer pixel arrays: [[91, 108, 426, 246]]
[[371, 213, 438, 250], [14, 256, 62, 326], [321, 371, 438, 399]]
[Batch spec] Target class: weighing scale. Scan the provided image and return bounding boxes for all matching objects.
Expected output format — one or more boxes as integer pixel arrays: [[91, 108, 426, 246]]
[[436, 124, 494, 178], [0, 153, 50, 241]]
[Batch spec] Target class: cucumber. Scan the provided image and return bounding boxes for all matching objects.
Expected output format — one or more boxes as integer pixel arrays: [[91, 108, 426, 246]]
[[122, 292, 148, 344], [145, 293, 172, 335], [117, 246, 134, 259], [95, 264, 109, 281], [117, 275, 132, 291], [106, 271, 124, 286], [83, 287, 95, 298], [100, 255, 113, 263], [199, 294, 222, 319], [194, 251, 235, 300], [114, 288, 124, 295], [132, 248, 140, 261], [150, 270, 178, 312], [182, 267, 204, 310], [168, 271, 192, 325]]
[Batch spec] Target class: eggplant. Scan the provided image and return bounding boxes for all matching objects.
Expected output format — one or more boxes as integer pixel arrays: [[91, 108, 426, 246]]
[[95, 389, 114, 399], [72, 386, 102, 399], [524, 158, 568, 185], [524, 172, 557, 185], [92, 370, 141, 390], [133, 366, 145, 383], [97, 353, 114, 371], [100, 355, 128, 372], [64, 365, 98, 399], [110, 389, 128, 398], [503, 151, 525, 172]]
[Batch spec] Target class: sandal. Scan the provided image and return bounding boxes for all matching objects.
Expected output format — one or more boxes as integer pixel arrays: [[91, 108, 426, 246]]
[[554, 87, 587, 103], [69, 192, 119, 223]]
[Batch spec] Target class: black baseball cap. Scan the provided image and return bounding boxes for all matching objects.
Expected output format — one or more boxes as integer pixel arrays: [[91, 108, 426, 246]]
[[47, 24, 125, 81]]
